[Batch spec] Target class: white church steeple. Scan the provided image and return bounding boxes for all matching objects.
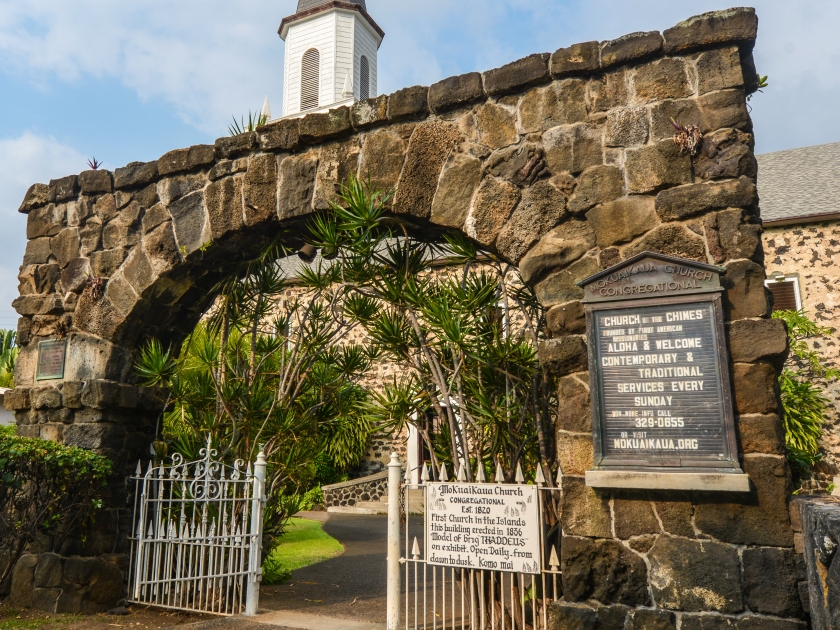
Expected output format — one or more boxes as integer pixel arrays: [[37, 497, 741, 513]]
[[278, 0, 385, 118]]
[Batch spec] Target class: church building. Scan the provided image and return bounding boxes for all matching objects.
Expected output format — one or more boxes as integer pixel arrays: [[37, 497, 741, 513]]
[[278, 0, 385, 119]]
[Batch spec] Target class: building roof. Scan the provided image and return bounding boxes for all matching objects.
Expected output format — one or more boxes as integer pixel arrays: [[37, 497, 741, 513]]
[[758, 142, 840, 226], [280, 0, 384, 41], [297, 0, 365, 11]]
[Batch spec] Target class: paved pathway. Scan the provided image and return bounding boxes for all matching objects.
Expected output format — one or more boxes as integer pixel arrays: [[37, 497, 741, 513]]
[[170, 512, 397, 630], [259, 513, 389, 624]]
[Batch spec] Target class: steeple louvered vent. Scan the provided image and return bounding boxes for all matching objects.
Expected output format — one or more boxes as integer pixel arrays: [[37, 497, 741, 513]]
[[359, 56, 370, 101], [300, 48, 320, 111]]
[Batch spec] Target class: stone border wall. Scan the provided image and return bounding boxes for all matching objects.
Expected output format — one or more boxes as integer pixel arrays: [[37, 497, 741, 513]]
[[322, 470, 388, 507], [794, 496, 840, 629], [4, 6, 804, 622]]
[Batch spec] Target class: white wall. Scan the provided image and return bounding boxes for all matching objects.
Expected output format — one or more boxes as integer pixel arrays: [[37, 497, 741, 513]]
[[334, 12, 355, 101], [283, 12, 336, 117], [353, 16, 378, 99], [282, 8, 380, 117]]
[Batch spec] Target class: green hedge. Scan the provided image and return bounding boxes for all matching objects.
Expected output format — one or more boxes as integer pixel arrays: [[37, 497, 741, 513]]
[[0, 426, 112, 586]]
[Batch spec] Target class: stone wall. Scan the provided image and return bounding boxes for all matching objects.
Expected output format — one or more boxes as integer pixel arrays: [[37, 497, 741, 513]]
[[5, 6, 802, 621], [795, 496, 840, 629], [322, 471, 388, 507], [764, 221, 840, 489], [6, 553, 125, 614]]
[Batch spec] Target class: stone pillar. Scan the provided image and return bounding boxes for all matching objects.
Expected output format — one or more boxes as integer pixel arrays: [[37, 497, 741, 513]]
[[538, 9, 806, 629], [6, 175, 165, 612]]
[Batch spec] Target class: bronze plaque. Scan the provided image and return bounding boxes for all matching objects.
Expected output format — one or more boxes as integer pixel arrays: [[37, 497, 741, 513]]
[[36, 339, 67, 381], [578, 253, 740, 473]]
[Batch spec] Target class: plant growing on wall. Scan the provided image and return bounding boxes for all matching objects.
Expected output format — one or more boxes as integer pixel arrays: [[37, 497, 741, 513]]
[[228, 110, 270, 136], [306, 177, 555, 483], [773, 309, 840, 480], [136, 237, 375, 557]]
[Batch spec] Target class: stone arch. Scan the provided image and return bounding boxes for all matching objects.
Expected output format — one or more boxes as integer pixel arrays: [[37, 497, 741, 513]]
[[7, 8, 805, 626]]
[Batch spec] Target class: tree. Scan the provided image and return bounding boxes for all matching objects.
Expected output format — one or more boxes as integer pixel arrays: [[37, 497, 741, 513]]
[[307, 177, 556, 483], [136, 237, 376, 555], [772, 309, 840, 481]]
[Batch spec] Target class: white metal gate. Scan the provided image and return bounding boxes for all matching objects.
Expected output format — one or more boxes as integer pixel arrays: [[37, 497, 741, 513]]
[[127, 441, 266, 616], [387, 454, 563, 630]]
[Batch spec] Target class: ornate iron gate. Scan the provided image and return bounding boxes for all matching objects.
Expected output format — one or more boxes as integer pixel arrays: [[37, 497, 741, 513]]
[[387, 454, 563, 630], [127, 441, 266, 616]]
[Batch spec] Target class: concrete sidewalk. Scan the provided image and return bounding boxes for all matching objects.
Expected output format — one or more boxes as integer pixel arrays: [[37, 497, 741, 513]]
[[175, 609, 385, 630]]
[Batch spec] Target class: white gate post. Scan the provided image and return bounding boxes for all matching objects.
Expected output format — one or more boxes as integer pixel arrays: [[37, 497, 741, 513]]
[[245, 448, 267, 616], [386, 452, 402, 630]]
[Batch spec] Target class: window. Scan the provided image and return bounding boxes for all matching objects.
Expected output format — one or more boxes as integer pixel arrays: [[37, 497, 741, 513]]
[[300, 48, 320, 111], [765, 274, 803, 311], [359, 55, 370, 100]]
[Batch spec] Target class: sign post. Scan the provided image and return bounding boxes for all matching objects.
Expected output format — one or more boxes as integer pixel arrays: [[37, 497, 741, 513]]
[[578, 252, 750, 492]]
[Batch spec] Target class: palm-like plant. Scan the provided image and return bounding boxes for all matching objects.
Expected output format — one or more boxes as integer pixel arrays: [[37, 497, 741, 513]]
[[0, 330, 18, 388], [307, 177, 555, 483], [136, 238, 375, 555], [772, 310, 840, 478], [228, 110, 270, 136]]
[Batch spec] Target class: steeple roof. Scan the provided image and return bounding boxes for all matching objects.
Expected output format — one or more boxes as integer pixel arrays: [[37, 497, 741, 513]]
[[279, 0, 384, 42], [297, 0, 365, 11]]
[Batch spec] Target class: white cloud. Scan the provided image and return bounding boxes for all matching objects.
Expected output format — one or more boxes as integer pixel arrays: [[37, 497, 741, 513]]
[[0, 132, 87, 321], [2, 0, 840, 152], [0, 1, 282, 134]]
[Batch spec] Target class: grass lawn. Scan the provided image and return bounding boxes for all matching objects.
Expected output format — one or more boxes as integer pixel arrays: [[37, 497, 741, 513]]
[[264, 517, 344, 581]]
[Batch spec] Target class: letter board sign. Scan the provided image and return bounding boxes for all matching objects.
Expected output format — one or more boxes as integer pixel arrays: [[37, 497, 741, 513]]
[[578, 252, 741, 474]]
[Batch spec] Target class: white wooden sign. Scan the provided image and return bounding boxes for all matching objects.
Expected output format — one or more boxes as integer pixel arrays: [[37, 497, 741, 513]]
[[424, 482, 542, 574]]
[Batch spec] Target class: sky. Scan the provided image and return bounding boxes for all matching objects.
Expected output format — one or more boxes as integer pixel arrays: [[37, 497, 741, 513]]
[[0, 0, 838, 323]]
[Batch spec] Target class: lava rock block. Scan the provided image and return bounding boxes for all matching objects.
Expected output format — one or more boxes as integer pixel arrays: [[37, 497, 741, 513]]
[[547, 601, 597, 630], [648, 537, 743, 613], [550, 41, 600, 78], [387, 85, 430, 121], [483, 53, 550, 96], [742, 547, 802, 618], [663, 8, 758, 55], [561, 536, 650, 606], [428, 72, 484, 112], [601, 31, 663, 68]]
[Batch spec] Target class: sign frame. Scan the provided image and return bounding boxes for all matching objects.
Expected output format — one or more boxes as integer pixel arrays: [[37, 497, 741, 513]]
[[579, 252, 742, 476], [36, 339, 67, 381], [424, 481, 542, 575]]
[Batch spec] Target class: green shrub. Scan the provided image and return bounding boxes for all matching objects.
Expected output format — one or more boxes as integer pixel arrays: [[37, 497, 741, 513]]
[[0, 431, 112, 586], [301, 486, 324, 511], [773, 310, 840, 481]]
